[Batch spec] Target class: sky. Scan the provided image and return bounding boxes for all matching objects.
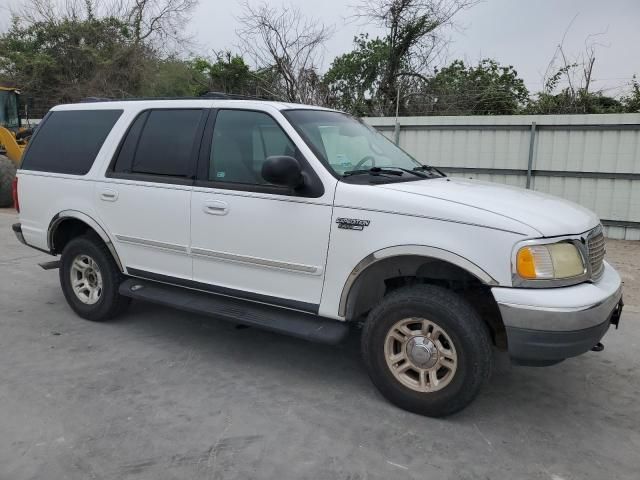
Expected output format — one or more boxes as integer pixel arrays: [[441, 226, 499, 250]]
[[187, 0, 640, 96]]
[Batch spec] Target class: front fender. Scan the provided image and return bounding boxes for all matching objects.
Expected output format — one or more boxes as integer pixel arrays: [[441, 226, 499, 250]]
[[338, 245, 498, 317]]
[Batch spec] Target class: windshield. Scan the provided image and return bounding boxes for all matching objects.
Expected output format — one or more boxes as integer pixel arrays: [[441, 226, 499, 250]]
[[0, 90, 19, 129], [283, 109, 425, 178]]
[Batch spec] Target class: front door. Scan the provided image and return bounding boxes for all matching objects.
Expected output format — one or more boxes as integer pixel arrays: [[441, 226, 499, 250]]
[[190, 108, 333, 313]]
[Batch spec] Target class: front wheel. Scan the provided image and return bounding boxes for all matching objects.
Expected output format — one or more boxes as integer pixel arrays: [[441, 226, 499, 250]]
[[60, 233, 130, 321], [361, 285, 493, 417]]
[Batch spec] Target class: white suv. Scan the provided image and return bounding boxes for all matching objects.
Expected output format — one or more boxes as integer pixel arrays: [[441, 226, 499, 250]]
[[12, 98, 623, 416]]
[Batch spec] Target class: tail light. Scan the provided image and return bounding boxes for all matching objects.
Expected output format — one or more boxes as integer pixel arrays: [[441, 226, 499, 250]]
[[12, 176, 19, 213]]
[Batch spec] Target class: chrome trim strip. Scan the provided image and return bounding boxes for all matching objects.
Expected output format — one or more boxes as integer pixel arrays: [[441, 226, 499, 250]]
[[191, 246, 322, 275], [114, 234, 188, 253], [338, 245, 498, 317]]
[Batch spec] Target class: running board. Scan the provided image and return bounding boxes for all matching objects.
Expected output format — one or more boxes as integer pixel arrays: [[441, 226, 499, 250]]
[[39, 260, 61, 270], [119, 278, 349, 344]]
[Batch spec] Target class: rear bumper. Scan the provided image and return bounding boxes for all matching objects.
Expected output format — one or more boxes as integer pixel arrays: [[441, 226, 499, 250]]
[[12, 222, 27, 245], [492, 262, 623, 365]]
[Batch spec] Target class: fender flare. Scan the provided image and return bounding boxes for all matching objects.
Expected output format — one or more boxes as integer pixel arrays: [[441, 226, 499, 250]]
[[48, 210, 124, 272], [338, 245, 498, 317]]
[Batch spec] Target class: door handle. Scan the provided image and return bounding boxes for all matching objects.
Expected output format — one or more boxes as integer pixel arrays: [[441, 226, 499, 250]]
[[203, 200, 229, 215], [100, 189, 118, 202]]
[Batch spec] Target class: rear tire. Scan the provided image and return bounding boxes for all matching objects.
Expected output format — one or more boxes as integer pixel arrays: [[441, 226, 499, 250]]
[[0, 155, 16, 208], [59, 233, 130, 321], [361, 284, 492, 417]]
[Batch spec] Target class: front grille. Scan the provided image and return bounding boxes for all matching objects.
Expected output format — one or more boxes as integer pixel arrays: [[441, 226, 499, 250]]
[[587, 226, 606, 280]]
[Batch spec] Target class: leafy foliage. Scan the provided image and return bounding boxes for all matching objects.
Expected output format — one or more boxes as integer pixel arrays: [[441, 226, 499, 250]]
[[191, 52, 274, 97], [426, 60, 529, 115], [323, 35, 391, 115], [621, 76, 640, 113], [0, 15, 147, 106]]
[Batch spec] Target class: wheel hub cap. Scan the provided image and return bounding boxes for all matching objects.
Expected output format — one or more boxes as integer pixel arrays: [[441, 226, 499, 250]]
[[406, 336, 439, 369], [70, 254, 103, 305], [383, 317, 458, 393]]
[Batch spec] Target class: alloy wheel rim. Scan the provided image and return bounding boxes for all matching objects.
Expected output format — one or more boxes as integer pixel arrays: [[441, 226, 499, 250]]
[[384, 317, 458, 393], [70, 254, 103, 305]]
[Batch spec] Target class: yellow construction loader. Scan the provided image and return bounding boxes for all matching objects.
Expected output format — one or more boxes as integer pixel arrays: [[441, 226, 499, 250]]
[[0, 86, 32, 207]]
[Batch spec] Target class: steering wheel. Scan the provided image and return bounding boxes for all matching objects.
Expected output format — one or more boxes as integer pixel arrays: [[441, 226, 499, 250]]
[[354, 155, 376, 169]]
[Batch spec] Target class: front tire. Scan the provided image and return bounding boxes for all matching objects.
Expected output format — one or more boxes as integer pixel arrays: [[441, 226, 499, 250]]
[[361, 285, 492, 417], [60, 233, 130, 321]]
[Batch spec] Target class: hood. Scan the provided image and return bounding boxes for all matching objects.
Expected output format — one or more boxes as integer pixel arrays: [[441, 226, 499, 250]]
[[380, 177, 599, 237]]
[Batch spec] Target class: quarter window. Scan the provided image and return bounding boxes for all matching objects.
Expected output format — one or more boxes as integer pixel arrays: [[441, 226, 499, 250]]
[[21, 110, 122, 175], [209, 110, 297, 184]]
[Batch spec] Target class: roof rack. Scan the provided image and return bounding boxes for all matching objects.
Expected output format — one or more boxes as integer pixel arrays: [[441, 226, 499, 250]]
[[78, 91, 279, 103]]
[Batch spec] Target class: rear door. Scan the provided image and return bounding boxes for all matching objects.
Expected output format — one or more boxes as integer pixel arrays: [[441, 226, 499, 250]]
[[94, 108, 208, 280]]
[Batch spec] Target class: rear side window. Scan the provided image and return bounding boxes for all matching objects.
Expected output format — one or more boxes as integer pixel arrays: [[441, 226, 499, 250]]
[[21, 110, 122, 175], [113, 109, 205, 178]]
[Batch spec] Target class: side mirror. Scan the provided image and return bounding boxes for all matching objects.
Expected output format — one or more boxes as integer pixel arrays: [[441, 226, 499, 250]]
[[262, 156, 304, 189]]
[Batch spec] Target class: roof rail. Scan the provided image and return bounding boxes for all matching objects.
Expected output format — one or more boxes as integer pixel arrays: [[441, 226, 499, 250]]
[[77, 91, 280, 103]]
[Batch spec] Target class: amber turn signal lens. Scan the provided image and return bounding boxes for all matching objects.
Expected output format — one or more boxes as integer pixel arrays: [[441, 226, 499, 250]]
[[516, 247, 537, 279]]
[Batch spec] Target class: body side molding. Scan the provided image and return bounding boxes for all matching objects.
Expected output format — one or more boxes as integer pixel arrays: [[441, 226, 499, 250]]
[[338, 245, 499, 317]]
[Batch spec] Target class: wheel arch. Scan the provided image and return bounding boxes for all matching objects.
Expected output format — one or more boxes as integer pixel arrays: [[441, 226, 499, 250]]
[[48, 210, 124, 272], [340, 246, 507, 349]]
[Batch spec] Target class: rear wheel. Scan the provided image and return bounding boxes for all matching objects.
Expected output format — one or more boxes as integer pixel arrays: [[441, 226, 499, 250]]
[[0, 155, 16, 208], [361, 284, 492, 417], [60, 233, 130, 321]]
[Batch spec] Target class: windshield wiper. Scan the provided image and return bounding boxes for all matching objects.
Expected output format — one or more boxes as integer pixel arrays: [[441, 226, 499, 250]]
[[343, 167, 404, 177], [413, 164, 446, 177]]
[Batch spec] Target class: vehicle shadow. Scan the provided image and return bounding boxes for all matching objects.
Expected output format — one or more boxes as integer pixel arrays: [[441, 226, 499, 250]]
[[110, 300, 637, 427]]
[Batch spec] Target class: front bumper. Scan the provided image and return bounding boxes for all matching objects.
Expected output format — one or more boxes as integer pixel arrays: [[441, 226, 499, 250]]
[[492, 261, 623, 365]]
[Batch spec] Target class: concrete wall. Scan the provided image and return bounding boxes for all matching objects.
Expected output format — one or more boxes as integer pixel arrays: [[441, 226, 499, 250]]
[[364, 114, 640, 240]]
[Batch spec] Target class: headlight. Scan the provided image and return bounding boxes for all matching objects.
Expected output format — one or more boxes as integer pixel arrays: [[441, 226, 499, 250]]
[[516, 242, 586, 281]]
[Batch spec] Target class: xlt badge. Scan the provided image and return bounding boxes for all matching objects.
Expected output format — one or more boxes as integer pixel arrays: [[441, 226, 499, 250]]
[[336, 218, 370, 231]]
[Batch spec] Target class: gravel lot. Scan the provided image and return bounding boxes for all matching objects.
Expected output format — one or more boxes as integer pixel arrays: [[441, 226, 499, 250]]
[[1, 208, 639, 480]]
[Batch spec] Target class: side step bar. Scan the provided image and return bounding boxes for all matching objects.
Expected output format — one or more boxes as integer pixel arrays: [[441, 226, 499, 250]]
[[119, 278, 349, 345], [39, 260, 61, 270]]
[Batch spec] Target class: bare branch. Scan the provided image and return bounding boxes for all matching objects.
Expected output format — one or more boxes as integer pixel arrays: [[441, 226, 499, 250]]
[[237, 1, 333, 103]]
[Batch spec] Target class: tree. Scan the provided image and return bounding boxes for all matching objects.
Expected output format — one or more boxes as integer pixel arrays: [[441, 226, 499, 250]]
[[124, 0, 198, 50], [13, 0, 198, 50], [0, 0, 200, 108], [191, 52, 273, 97], [352, 0, 480, 115], [237, 1, 333, 103], [138, 57, 208, 97], [425, 59, 529, 115], [0, 14, 147, 105], [527, 22, 626, 114], [323, 34, 391, 115], [621, 76, 640, 113]]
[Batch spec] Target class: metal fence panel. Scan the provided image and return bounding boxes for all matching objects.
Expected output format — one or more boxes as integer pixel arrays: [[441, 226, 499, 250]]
[[364, 114, 640, 240]]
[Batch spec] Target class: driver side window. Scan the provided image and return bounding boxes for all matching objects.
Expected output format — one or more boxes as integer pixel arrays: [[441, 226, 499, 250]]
[[209, 110, 297, 185]]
